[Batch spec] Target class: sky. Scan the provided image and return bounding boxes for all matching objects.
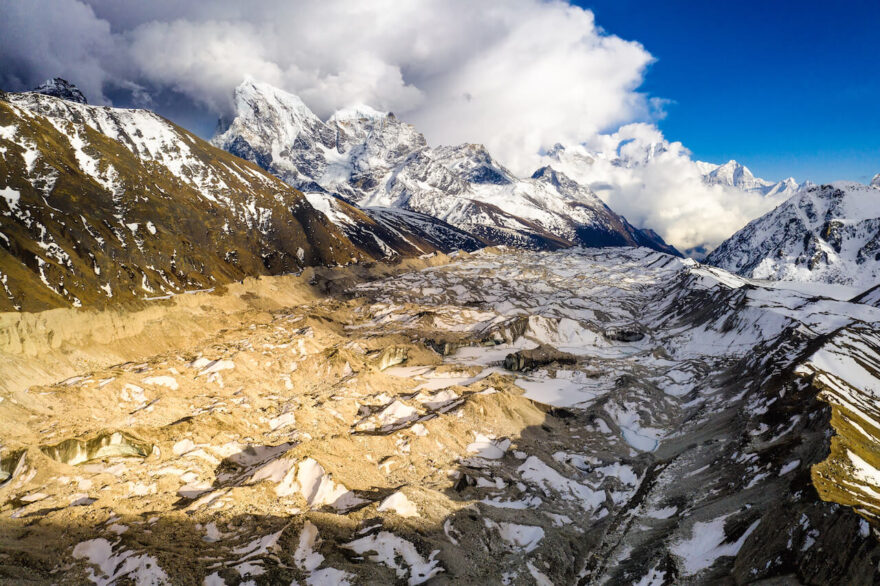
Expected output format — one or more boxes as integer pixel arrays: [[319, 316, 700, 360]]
[[581, 0, 880, 184], [0, 0, 876, 251]]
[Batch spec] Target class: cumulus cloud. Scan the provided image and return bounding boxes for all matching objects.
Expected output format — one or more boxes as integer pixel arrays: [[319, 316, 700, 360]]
[[543, 124, 783, 252], [0, 0, 778, 251]]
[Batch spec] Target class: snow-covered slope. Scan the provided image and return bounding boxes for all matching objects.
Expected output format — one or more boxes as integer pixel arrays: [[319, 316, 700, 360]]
[[0, 87, 479, 311], [212, 79, 679, 255], [707, 181, 880, 287]]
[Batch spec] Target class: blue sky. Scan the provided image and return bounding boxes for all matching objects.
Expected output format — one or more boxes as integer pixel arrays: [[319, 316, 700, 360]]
[[579, 0, 880, 183]]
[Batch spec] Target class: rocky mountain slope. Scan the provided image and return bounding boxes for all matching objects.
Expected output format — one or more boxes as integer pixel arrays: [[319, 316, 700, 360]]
[[1, 247, 879, 584], [212, 79, 678, 255], [707, 181, 880, 287], [0, 87, 481, 311]]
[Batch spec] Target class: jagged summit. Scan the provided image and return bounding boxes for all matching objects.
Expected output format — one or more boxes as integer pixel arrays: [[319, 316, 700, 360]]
[[433, 143, 516, 185], [872, 172, 880, 187], [212, 79, 680, 256], [328, 103, 388, 123], [30, 77, 87, 104]]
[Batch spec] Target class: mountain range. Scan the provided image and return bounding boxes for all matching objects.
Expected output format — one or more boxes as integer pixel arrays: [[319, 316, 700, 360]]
[[0, 82, 481, 311], [1, 77, 878, 312], [212, 79, 678, 255], [2, 77, 880, 585], [539, 138, 808, 204]]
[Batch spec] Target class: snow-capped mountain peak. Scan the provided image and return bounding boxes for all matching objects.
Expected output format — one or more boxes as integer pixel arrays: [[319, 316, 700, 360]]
[[872, 172, 880, 188], [700, 159, 806, 199], [531, 165, 591, 196], [433, 143, 516, 185], [706, 160, 767, 190], [235, 77, 319, 123], [30, 77, 87, 104], [213, 79, 337, 186]]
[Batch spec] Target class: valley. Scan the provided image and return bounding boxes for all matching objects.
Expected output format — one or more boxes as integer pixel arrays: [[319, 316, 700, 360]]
[[2, 247, 879, 584]]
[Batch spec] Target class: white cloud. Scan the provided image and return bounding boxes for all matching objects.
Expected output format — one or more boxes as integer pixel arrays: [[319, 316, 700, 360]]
[[1, 0, 656, 161], [0, 0, 780, 251], [543, 124, 782, 252]]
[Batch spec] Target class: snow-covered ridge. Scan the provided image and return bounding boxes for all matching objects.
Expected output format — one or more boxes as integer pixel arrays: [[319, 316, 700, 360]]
[[707, 181, 880, 287], [212, 79, 679, 256]]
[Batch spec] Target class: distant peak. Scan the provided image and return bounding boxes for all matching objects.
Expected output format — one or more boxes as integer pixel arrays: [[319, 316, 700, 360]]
[[531, 165, 578, 189], [231, 78, 320, 122], [544, 143, 566, 158], [872, 173, 880, 188], [716, 160, 750, 174], [30, 77, 87, 104], [531, 165, 557, 180], [235, 78, 309, 108], [329, 103, 388, 123]]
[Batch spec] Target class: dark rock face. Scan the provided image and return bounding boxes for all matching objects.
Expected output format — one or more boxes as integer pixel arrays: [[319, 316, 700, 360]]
[[30, 78, 87, 104], [503, 344, 577, 371], [603, 326, 645, 342]]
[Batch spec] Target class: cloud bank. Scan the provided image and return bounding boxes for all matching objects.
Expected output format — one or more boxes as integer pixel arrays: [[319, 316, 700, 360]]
[[0, 0, 778, 251], [543, 124, 785, 252]]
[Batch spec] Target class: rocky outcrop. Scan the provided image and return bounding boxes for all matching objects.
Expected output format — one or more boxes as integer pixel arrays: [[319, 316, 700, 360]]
[[30, 78, 87, 104], [503, 344, 577, 371]]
